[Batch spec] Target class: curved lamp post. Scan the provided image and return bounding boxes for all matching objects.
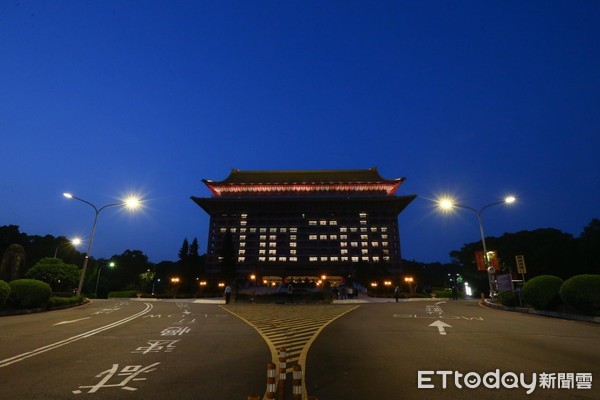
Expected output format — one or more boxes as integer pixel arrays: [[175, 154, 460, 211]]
[[53, 237, 82, 258], [63, 192, 141, 296], [95, 261, 116, 295], [437, 195, 516, 300]]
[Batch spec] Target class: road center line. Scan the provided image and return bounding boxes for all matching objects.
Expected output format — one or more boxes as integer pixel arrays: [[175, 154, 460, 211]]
[[0, 303, 153, 368]]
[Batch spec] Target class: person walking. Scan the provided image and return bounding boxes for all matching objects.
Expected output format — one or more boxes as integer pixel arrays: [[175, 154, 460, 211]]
[[224, 284, 232, 304], [394, 286, 400, 302]]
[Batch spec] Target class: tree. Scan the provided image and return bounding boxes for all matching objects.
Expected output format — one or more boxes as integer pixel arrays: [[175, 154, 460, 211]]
[[578, 219, 600, 274], [101, 250, 153, 293], [178, 239, 190, 263], [25, 258, 79, 292]]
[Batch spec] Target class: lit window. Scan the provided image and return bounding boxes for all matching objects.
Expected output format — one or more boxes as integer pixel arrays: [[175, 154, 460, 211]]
[[382, 242, 389, 246], [383, 249, 389, 254], [290, 249, 297, 255], [269, 242, 276, 248], [362, 256, 369, 261], [220, 228, 227, 233], [241, 214, 248, 219], [359, 212, 367, 218], [330, 235, 338, 240], [360, 227, 367, 232], [309, 235, 317, 240], [249, 228, 256, 233], [341, 256, 349, 261], [270, 228, 277, 232], [340, 235, 347, 240], [260, 235, 267, 240], [371, 227, 378, 232], [238, 250, 245, 255], [239, 242, 246, 247], [329, 220, 337, 225], [319, 235, 327, 240], [381, 227, 388, 232], [269, 257, 276, 262], [351, 242, 358, 247], [360, 221, 367, 225], [269, 250, 276, 255], [309, 220, 317, 226], [320, 220, 327, 225], [278, 257, 286, 262], [259, 257, 266, 262], [240, 235, 246, 240], [384, 256, 390, 261], [350, 227, 358, 232], [373, 256, 380, 262], [340, 242, 347, 247], [280, 228, 287, 232], [259, 250, 266, 255], [321, 256, 328, 261], [361, 242, 368, 247], [371, 242, 379, 247], [240, 228, 247, 233], [331, 256, 339, 261], [290, 242, 297, 247], [290, 235, 297, 240], [260, 228, 267, 233], [381, 234, 388, 239], [340, 227, 348, 232], [240, 221, 247, 226], [351, 257, 359, 262], [269, 235, 276, 240], [341, 249, 348, 255], [290, 228, 298, 233], [290, 257, 297, 262], [310, 257, 318, 262], [362, 249, 369, 255], [230, 228, 237, 232], [361, 234, 368, 240], [260, 242, 266, 248], [238, 257, 245, 262]]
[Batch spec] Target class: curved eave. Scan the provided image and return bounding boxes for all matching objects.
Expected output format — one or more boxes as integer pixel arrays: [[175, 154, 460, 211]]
[[202, 179, 406, 197]]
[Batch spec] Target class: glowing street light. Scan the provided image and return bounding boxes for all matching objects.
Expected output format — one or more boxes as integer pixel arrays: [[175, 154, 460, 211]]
[[95, 261, 115, 295], [63, 192, 141, 296], [53, 236, 82, 258], [436, 195, 517, 300]]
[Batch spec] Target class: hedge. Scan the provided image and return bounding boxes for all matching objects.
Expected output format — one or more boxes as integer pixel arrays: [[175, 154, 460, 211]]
[[0, 280, 10, 305], [521, 275, 564, 310], [560, 274, 600, 316], [9, 279, 52, 308]]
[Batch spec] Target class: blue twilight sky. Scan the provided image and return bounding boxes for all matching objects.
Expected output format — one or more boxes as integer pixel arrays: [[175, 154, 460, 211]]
[[1, 1, 598, 264]]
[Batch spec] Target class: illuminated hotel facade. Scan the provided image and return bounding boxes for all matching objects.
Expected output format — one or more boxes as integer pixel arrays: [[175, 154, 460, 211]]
[[191, 168, 416, 285]]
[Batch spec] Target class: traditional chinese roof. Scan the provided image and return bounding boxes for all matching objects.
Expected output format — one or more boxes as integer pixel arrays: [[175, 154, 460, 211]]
[[201, 168, 406, 197]]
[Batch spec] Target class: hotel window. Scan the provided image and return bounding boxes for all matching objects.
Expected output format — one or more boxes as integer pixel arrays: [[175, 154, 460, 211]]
[[230, 228, 237, 232], [360, 227, 367, 232], [320, 220, 327, 225], [220, 228, 227, 233], [341, 256, 349, 261], [352, 256, 359, 262], [290, 257, 298, 262], [290, 242, 297, 247], [351, 242, 358, 247], [240, 221, 247, 226], [280, 228, 287, 233], [250, 228, 256, 233], [270, 228, 277, 232], [341, 249, 348, 255], [329, 220, 337, 225], [331, 256, 339, 261], [384, 256, 390, 261], [238, 250, 245, 255], [330, 234, 338, 240], [340, 227, 348, 232], [260, 228, 267, 233], [370, 227, 378, 232], [320, 256, 328, 261], [373, 256, 380, 262], [269, 235, 277, 240], [238, 257, 245, 262], [309, 235, 317, 240], [259, 257, 266, 262], [310, 257, 318, 262], [260, 243, 266, 248], [361, 249, 369, 254], [259, 250, 266, 255], [279, 257, 287, 262], [290, 249, 297, 255], [269, 250, 276, 255], [239, 242, 246, 247], [360, 234, 368, 240], [350, 227, 358, 232], [360, 221, 367, 225], [382, 242, 389, 247], [381, 227, 388, 232], [269, 242, 276, 248], [240, 228, 247, 233], [340, 242, 347, 247], [383, 249, 390, 255], [260, 235, 267, 240], [359, 212, 367, 218], [361, 242, 368, 247], [290, 228, 298, 233], [269, 257, 276, 262], [371, 242, 379, 247], [362, 256, 369, 261], [241, 214, 248, 219], [290, 235, 297, 240], [381, 234, 388, 239], [319, 235, 327, 240], [309, 220, 317, 226], [340, 235, 347, 240]]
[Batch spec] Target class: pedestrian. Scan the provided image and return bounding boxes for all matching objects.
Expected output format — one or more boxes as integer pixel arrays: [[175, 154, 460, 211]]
[[451, 285, 458, 301], [287, 283, 293, 303], [394, 286, 400, 302], [224, 284, 232, 304]]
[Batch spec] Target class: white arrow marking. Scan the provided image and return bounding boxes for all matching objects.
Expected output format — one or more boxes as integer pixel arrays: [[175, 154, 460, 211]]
[[429, 320, 452, 335], [53, 317, 91, 326]]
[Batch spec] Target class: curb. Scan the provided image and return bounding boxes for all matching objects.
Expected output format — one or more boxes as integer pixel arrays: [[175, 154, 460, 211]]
[[481, 299, 600, 324]]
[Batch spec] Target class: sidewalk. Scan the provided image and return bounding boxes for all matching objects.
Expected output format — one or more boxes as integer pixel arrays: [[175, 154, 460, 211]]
[[481, 299, 600, 324]]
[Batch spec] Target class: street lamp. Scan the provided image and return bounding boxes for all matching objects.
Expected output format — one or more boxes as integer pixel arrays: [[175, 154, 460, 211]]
[[436, 195, 516, 300], [63, 192, 141, 296], [95, 261, 115, 295], [53, 237, 82, 258]]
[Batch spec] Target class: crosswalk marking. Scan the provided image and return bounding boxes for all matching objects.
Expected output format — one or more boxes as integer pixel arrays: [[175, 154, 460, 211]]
[[221, 304, 359, 372]]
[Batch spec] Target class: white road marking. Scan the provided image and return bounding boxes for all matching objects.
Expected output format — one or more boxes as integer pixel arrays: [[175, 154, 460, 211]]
[[53, 317, 91, 325]]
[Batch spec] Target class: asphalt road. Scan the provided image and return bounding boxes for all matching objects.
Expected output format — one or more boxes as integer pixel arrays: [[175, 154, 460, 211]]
[[0, 299, 598, 400]]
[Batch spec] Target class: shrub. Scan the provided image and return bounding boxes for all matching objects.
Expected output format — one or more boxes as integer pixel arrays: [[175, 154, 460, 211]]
[[47, 295, 86, 309], [521, 275, 564, 310], [9, 279, 52, 308], [497, 291, 519, 307], [107, 290, 138, 298], [560, 274, 600, 316], [0, 280, 10, 305]]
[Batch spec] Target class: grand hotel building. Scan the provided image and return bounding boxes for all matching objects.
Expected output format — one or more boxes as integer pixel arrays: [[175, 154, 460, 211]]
[[191, 168, 416, 285]]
